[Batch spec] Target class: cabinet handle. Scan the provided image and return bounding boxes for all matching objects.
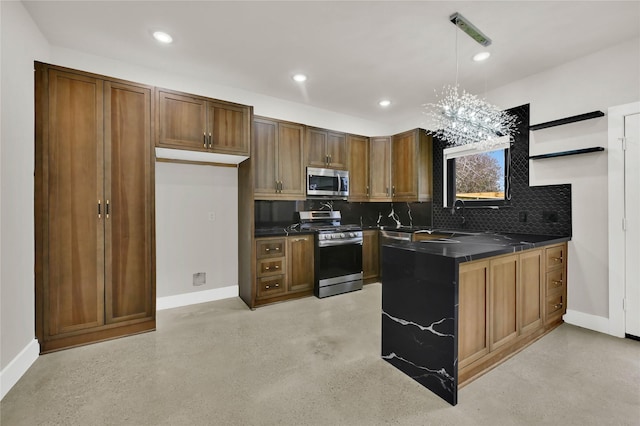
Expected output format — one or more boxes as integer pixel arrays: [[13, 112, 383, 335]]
[[275, 283, 279, 287], [392, 186, 395, 197], [552, 256, 563, 262], [106, 200, 110, 218], [209, 132, 212, 149], [264, 266, 270, 270], [265, 248, 270, 252], [203, 132, 207, 148], [552, 280, 563, 287], [366, 185, 369, 197], [265, 285, 270, 289], [275, 247, 280, 251], [292, 238, 307, 242], [98, 200, 101, 218], [553, 303, 563, 309], [274, 265, 279, 269]]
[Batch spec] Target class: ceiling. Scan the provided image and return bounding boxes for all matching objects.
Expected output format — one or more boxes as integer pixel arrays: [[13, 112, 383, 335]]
[[23, 1, 640, 127]]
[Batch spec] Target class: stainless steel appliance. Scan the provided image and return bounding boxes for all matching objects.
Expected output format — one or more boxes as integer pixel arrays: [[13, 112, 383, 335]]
[[298, 211, 363, 298], [306, 167, 349, 198]]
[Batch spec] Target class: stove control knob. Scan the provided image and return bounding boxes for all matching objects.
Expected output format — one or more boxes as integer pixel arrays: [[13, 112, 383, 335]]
[[349, 232, 355, 238], [318, 234, 324, 240], [340, 233, 345, 238]]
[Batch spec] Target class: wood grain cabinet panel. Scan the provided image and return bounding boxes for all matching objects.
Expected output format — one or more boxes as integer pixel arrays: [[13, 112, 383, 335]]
[[157, 89, 251, 156], [347, 134, 369, 201], [391, 129, 432, 202], [253, 117, 305, 199], [287, 235, 314, 292], [362, 230, 380, 281], [369, 137, 392, 201], [306, 127, 347, 169], [489, 254, 519, 351], [519, 249, 543, 335], [35, 63, 155, 352], [458, 260, 490, 368]]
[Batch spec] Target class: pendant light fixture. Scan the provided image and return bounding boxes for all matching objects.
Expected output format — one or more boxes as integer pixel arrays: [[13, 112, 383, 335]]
[[425, 13, 518, 148]]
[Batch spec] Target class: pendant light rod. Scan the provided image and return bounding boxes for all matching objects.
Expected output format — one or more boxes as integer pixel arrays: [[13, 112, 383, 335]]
[[449, 12, 492, 47]]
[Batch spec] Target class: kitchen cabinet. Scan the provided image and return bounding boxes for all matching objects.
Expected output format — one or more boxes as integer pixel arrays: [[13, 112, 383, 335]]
[[157, 89, 251, 156], [287, 235, 314, 293], [544, 243, 568, 323], [391, 129, 433, 202], [254, 235, 315, 306], [253, 117, 305, 200], [458, 246, 561, 385], [35, 63, 155, 353], [347, 134, 369, 201], [362, 230, 380, 282], [306, 127, 347, 169], [369, 137, 393, 201]]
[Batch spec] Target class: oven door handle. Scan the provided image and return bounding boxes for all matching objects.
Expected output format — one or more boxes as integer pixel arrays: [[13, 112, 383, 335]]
[[318, 239, 363, 248]]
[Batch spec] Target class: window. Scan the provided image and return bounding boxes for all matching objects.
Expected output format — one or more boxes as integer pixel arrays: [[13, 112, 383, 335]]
[[442, 136, 511, 208]]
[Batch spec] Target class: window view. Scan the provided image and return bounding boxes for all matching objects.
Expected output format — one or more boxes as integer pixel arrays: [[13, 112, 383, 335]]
[[454, 149, 506, 201], [442, 137, 511, 207]]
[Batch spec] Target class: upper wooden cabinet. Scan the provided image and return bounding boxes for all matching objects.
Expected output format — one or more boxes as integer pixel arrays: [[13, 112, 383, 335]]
[[347, 134, 369, 201], [306, 127, 347, 169], [369, 137, 393, 201], [35, 63, 155, 353], [157, 89, 251, 156], [253, 117, 305, 200], [391, 129, 433, 202]]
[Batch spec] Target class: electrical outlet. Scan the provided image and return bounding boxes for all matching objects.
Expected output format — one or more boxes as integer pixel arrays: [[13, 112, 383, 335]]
[[193, 272, 206, 286], [542, 211, 558, 223], [518, 211, 528, 222], [208, 211, 216, 221]]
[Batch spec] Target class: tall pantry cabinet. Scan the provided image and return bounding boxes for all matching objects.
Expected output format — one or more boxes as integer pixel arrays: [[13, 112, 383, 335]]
[[35, 63, 155, 353]]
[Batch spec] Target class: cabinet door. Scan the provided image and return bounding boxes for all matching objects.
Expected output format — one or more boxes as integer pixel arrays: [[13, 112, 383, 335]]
[[253, 118, 279, 196], [157, 90, 207, 151], [287, 235, 314, 292], [278, 122, 305, 198], [104, 81, 154, 324], [369, 137, 392, 201], [362, 230, 379, 280], [46, 69, 105, 336], [392, 130, 418, 200], [519, 249, 543, 335], [208, 101, 250, 156], [489, 255, 519, 351], [327, 131, 347, 169], [306, 127, 328, 167], [347, 134, 369, 201], [459, 260, 490, 368]]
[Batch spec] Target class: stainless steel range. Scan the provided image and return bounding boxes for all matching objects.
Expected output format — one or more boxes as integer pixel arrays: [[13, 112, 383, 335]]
[[298, 211, 363, 298]]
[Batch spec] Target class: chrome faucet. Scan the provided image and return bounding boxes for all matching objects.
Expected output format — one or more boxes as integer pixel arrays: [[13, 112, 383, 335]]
[[451, 199, 466, 227]]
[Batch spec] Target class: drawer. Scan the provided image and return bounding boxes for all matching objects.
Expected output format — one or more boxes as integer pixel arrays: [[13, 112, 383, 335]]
[[546, 269, 565, 295], [257, 258, 285, 277], [256, 276, 286, 299], [546, 245, 565, 270], [256, 239, 285, 258], [546, 293, 566, 317]]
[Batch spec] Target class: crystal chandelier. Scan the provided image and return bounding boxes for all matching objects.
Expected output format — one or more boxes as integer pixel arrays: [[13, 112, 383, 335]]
[[425, 13, 518, 148]]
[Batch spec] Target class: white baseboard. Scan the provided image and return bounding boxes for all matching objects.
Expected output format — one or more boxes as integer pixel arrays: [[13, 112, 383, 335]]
[[563, 309, 611, 335], [1, 338, 39, 401], [156, 285, 238, 311]]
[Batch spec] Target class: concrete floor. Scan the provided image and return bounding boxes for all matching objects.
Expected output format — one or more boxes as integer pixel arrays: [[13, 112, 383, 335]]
[[2, 283, 639, 425]]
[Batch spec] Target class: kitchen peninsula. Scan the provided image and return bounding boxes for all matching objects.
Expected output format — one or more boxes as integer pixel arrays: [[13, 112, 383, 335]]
[[381, 231, 569, 405]]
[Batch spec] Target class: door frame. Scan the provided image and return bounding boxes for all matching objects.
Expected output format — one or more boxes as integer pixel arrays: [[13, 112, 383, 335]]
[[608, 101, 640, 337]]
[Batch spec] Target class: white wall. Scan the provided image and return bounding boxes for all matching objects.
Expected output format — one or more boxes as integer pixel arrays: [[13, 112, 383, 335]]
[[155, 162, 238, 298], [0, 0, 50, 396], [484, 37, 640, 331]]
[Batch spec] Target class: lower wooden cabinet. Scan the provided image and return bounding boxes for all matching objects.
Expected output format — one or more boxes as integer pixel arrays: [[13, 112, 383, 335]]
[[458, 243, 567, 385], [362, 230, 380, 282], [254, 235, 314, 306]]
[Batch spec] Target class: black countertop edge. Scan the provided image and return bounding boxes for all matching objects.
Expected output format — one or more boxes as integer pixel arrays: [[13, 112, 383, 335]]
[[254, 227, 316, 238], [382, 232, 570, 262]]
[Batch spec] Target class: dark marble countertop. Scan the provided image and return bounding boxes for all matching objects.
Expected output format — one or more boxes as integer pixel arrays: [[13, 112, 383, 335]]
[[382, 231, 570, 263], [254, 226, 316, 238]]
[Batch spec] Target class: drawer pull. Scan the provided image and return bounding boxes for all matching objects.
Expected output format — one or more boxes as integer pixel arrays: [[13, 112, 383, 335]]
[[553, 303, 563, 309], [552, 280, 563, 287], [265, 283, 279, 290], [265, 248, 270, 252], [264, 266, 270, 270], [552, 256, 563, 262], [275, 247, 280, 251], [274, 265, 279, 269]]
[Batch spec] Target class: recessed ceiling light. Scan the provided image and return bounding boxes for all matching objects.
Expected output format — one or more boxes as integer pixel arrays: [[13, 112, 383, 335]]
[[292, 74, 307, 82], [473, 51, 491, 62], [153, 31, 173, 44], [379, 100, 391, 107]]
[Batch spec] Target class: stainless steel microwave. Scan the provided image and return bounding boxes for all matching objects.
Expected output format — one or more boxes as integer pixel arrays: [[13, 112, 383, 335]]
[[306, 167, 349, 198]]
